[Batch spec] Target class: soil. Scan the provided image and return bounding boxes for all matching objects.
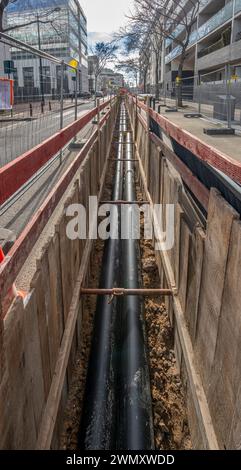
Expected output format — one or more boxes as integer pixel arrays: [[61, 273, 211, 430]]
[[138, 185, 191, 450], [60, 131, 118, 450], [60, 122, 192, 451]]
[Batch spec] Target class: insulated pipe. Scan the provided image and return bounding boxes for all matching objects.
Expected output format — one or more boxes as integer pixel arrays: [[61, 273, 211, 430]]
[[78, 104, 125, 449], [118, 129, 154, 449]]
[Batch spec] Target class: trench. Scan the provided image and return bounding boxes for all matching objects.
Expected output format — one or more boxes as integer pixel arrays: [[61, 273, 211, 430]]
[[60, 100, 191, 451]]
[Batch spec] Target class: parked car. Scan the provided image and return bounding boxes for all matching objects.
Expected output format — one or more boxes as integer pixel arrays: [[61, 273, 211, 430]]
[[95, 91, 104, 98], [78, 92, 92, 99]]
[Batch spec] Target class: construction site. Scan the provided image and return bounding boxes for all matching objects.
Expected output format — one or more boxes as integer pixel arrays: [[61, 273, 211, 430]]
[[1, 79, 241, 451], [1, 0, 241, 452]]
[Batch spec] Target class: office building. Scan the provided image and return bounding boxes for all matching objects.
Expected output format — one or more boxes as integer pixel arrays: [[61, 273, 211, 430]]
[[6, 0, 88, 100]]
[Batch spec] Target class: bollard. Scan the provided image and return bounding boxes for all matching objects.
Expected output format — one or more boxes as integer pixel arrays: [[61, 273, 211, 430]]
[[158, 104, 162, 114], [49, 101, 52, 112], [41, 101, 44, 114], [29, 103, 33, 117]]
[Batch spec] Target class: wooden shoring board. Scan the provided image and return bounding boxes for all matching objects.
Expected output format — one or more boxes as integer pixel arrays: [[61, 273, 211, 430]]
[[3, 297, 36, 449], [47, 233, 65, 357], [207, 220, 241, 449], [178, 218, 191, 315], [30, 270, 52, 401], [149, 141, 160, 204], [0, 308, 4, 381], [185, 227, 206, 343], [127, 122, 219, 449], [23, 290, 46, 438], [57, 183, 81, 386], [150, 132, 210, 212], [229, 381, 241, 450], [0, 370, 12, 448], [36, 110, 118, 450], [195, 189, 239, 391]]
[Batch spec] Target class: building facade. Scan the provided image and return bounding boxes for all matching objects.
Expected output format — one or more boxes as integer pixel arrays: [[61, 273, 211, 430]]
[[88, 55, 98, 93], [144, 0, 241, 101], [0, 10, 11, 79], [6, 0, 88, 100], [98, 69, 124, 94]]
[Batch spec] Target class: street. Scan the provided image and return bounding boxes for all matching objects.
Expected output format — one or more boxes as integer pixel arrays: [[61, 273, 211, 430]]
[[0, 100, 95, 167]]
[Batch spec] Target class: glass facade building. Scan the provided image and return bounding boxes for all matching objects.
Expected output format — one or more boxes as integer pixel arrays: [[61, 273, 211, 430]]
[[6, 0, 88, 98]]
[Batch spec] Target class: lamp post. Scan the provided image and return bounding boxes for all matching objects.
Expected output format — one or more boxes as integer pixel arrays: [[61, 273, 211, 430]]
[[36, 7, 61, 106]]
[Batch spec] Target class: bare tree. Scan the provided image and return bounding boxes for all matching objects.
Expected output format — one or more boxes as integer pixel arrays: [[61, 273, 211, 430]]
[[128, 0, 203, 105], [118, 25, 150, 93], [90, 42, 118, 101], [116, 58, 140, 90], [118, 3, 163, 99]]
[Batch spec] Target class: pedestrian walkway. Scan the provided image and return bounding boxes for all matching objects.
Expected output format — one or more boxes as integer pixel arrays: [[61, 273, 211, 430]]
[[157, 104, 241, 164]]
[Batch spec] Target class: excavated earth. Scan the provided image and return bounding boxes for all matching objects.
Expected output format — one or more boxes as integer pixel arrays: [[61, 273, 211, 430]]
[[61, 131, 191, 451]]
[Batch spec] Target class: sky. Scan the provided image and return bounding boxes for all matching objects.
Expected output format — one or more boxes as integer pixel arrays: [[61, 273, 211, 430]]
[[80, 0, 134, 45]]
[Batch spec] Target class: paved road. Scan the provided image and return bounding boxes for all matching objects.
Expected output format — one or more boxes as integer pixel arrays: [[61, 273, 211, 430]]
[[0, 100, 95, 167], [0, 98, 100, 239], [0, 118, 97, 238]]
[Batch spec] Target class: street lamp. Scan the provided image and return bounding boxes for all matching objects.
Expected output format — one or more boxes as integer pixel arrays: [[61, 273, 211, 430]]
[[36, 7, 61, 105]]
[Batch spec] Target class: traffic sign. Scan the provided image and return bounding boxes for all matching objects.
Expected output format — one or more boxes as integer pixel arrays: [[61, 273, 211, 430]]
[[4, 60, 14, 75]]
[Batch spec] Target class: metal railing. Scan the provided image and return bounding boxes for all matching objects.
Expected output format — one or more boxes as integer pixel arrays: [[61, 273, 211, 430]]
[[0, 32, 100, 167], [158, 65, 241, 130]]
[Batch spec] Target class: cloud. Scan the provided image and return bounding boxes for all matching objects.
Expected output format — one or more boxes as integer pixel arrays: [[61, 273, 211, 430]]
[[88, 32, 114, 49]]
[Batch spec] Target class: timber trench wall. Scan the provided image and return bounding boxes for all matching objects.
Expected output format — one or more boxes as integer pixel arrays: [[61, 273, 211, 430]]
[[0, 100, 118, 449], [127, 95, 241, 451]]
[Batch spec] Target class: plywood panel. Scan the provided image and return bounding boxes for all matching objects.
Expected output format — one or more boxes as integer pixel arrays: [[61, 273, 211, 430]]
[[195, 189, 239, 390], [228, 381, 241, 450], [208, 220, 241, 448], [4, 298, 36, 449], [185, 227, 205, 343], [0, 372, 12, 449], [178, 218, 191, 314], [31, 270, 51, 400], [23, 291, 45, 435]]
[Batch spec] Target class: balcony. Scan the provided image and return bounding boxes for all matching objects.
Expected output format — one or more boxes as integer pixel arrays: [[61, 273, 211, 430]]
[[198, 1, 233, 40], [165, 1, 234, 64], [235, 0, 241, 14]]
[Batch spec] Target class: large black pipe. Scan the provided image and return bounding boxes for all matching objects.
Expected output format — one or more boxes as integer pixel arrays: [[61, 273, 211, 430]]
[[78, 101, 153, 450], [78, 104, 125, 450], [118, 127, 154, 450]]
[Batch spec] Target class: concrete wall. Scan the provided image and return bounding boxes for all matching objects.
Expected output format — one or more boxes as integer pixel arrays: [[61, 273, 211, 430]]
[[197, 40, 241, 72]]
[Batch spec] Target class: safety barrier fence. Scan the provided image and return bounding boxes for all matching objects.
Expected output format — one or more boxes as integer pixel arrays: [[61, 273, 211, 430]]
[[151, 64, 241, 129], [0, 32, 103, 167], [0, 98, 112, 205], [0, 97, 119, 449], [127, 93, 241, 450], [132, 95, 241, 185]]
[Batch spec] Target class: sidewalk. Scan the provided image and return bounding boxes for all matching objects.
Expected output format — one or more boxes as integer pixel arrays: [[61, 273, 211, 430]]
[[0, 99, 92, 122], [156, 103, 241, 164]]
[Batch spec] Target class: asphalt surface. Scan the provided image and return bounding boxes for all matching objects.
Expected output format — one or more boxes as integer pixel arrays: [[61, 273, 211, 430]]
[[0, 100, 97, 239], [0, 100, 95, 167]]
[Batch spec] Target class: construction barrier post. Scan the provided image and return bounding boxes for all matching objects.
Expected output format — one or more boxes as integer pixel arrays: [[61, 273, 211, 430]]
[[59, 60, 65, 164], [146, 96, 151, 184], [226, 63, 232, 129]]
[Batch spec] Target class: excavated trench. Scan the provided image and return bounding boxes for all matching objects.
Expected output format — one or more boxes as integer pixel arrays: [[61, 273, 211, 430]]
[[60, 101, 191, 451]]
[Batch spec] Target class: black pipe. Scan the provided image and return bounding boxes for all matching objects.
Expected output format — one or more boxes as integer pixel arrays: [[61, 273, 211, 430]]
[[118, 130, 154, 450], [78, 101, 154, 450], [78, 105, 125, 450]]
